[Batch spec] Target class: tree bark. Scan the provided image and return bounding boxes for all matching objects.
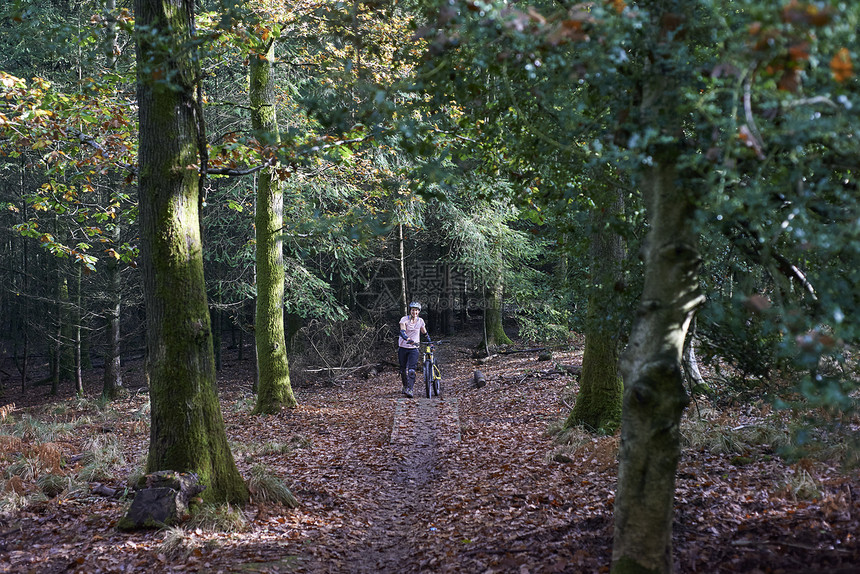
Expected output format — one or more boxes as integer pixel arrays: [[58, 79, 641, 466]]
[[102, 216, 123, 399], [611, 5, 705, 570], [74, 263, 83, 395], [135, 0, 247, 504], [251, 37, 297, 414], [568, 182, 624, 434], [440, 242, 455, 336], [399, 223, 408, 314], [611, 140, 704, 574], [101, 0, 123, 400], [481, 274, 511, 348]]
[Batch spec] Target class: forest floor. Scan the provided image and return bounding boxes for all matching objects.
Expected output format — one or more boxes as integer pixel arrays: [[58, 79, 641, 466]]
[[1, 326, 859, 573]]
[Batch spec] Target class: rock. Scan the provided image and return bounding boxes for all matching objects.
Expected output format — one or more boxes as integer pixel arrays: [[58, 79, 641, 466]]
[[117, 471, 205, 531]]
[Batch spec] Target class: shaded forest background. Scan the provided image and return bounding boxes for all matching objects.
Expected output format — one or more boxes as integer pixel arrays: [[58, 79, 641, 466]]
[[1, 0, 860, 572]]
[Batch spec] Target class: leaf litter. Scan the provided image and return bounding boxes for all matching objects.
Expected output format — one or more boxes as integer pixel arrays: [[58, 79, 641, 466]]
[[0, 331, 858, 573]]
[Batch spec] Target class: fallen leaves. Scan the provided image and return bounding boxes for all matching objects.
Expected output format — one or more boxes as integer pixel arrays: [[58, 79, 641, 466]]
[[1, 331, 859, 572]]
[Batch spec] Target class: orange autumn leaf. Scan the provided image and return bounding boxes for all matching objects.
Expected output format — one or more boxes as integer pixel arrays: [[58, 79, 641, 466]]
[[608, 0, 625, 14], [831, 48, 853, 83], [788, 42, 809, 62]]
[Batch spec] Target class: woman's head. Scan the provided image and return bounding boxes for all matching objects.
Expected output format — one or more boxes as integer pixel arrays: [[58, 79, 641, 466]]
[[408, 302, 421, 315]]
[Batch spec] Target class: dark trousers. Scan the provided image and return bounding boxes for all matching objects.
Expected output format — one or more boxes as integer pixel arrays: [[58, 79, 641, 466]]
[[398, 347, 419, 391]]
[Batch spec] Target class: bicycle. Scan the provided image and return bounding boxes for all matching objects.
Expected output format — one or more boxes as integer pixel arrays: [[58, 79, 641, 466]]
[[422, 342, 442, 398]]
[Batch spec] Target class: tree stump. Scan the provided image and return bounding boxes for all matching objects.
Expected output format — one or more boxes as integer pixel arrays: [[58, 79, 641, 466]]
[[117, 471, 205, 531], [473, 370, 486, 389]]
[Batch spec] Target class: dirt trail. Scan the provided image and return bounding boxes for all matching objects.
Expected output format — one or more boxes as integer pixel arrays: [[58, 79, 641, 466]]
[[337, 397, 460, 573]]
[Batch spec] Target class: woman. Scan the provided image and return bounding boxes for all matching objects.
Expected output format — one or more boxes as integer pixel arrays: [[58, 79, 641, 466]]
[[398, 302, 431, 398]]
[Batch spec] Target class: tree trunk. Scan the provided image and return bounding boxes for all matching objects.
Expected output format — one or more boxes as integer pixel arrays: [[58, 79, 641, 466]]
[[568, 184, 624, 434], [251, 37, 297, 414], [481, 274, 511, 348], [611, 151, 704, 574], [20, 166, 30, 393], [135, 0, 247, 505], [610, 4, 707, 569], [58, 247, 75, 383], [399, 223, 408, 314], [51, 270, 63, 396], [102, 216, 123, 399], [101, 0, 123, 400], [74, 263, 83, 395], [441, 242, 455, 336]]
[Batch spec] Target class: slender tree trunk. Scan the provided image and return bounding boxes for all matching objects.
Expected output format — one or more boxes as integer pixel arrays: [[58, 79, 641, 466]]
[[568, 185, 625, 433], [212, 302, 221, 371], [399, 223, 408, 314], [74, 264, 83, 395], [20, 162, 29, 393], [135, 0, 247, 504], [101, 0, 123, 400], [102, 217, 123, 398], [481, 273, 511, 348], [441, 242, 455, 336], [51, 271, 63, 396], [251, 37, 297, 414], [56, 214, 74, 383]]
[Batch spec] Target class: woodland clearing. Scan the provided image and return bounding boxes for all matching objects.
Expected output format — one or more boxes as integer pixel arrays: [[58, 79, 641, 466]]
[[1, 328, 858, 573]]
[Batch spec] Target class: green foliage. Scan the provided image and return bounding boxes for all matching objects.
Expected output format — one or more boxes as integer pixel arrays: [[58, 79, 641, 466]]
[[697, 297, 785, 384]]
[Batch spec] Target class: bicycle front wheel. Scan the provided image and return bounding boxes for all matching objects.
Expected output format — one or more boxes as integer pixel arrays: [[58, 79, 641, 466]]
[[424, 360, 433, 398]]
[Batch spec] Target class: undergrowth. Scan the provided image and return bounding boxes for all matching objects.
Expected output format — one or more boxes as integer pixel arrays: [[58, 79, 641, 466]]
[[247, 464, 299, 508]]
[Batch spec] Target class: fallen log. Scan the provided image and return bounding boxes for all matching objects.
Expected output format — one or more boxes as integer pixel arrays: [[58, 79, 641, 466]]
[[473, 370, 487, 388]]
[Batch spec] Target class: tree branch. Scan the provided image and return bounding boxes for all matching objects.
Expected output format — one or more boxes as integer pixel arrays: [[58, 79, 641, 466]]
[[732, 221, 818, 302]]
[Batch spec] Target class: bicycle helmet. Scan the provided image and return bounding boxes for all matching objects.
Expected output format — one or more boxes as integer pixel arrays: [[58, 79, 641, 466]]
[[408, 301, 422, 311]]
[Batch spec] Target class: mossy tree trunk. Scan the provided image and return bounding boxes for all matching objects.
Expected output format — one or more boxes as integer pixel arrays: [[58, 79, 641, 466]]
[[611, 5, 705, 566], [250, 37, 297, 414], [135, 0, 248, 504], [568, 184, 625, 434], [482, 274, 511, 348]]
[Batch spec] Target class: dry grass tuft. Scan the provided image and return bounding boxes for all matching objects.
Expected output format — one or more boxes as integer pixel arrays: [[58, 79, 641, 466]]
[[77, 434, 126, 482], [546, 421, 619, 466], [0, 435, 24, 457], [247, 465, 299, 508], [681, 408, 790, 455], [187, 503, 248, 533], [36, 473, 71, 497], [157, 526, 202, 559], [777, 468, 822, 501], [0, 404, 15, 422]]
